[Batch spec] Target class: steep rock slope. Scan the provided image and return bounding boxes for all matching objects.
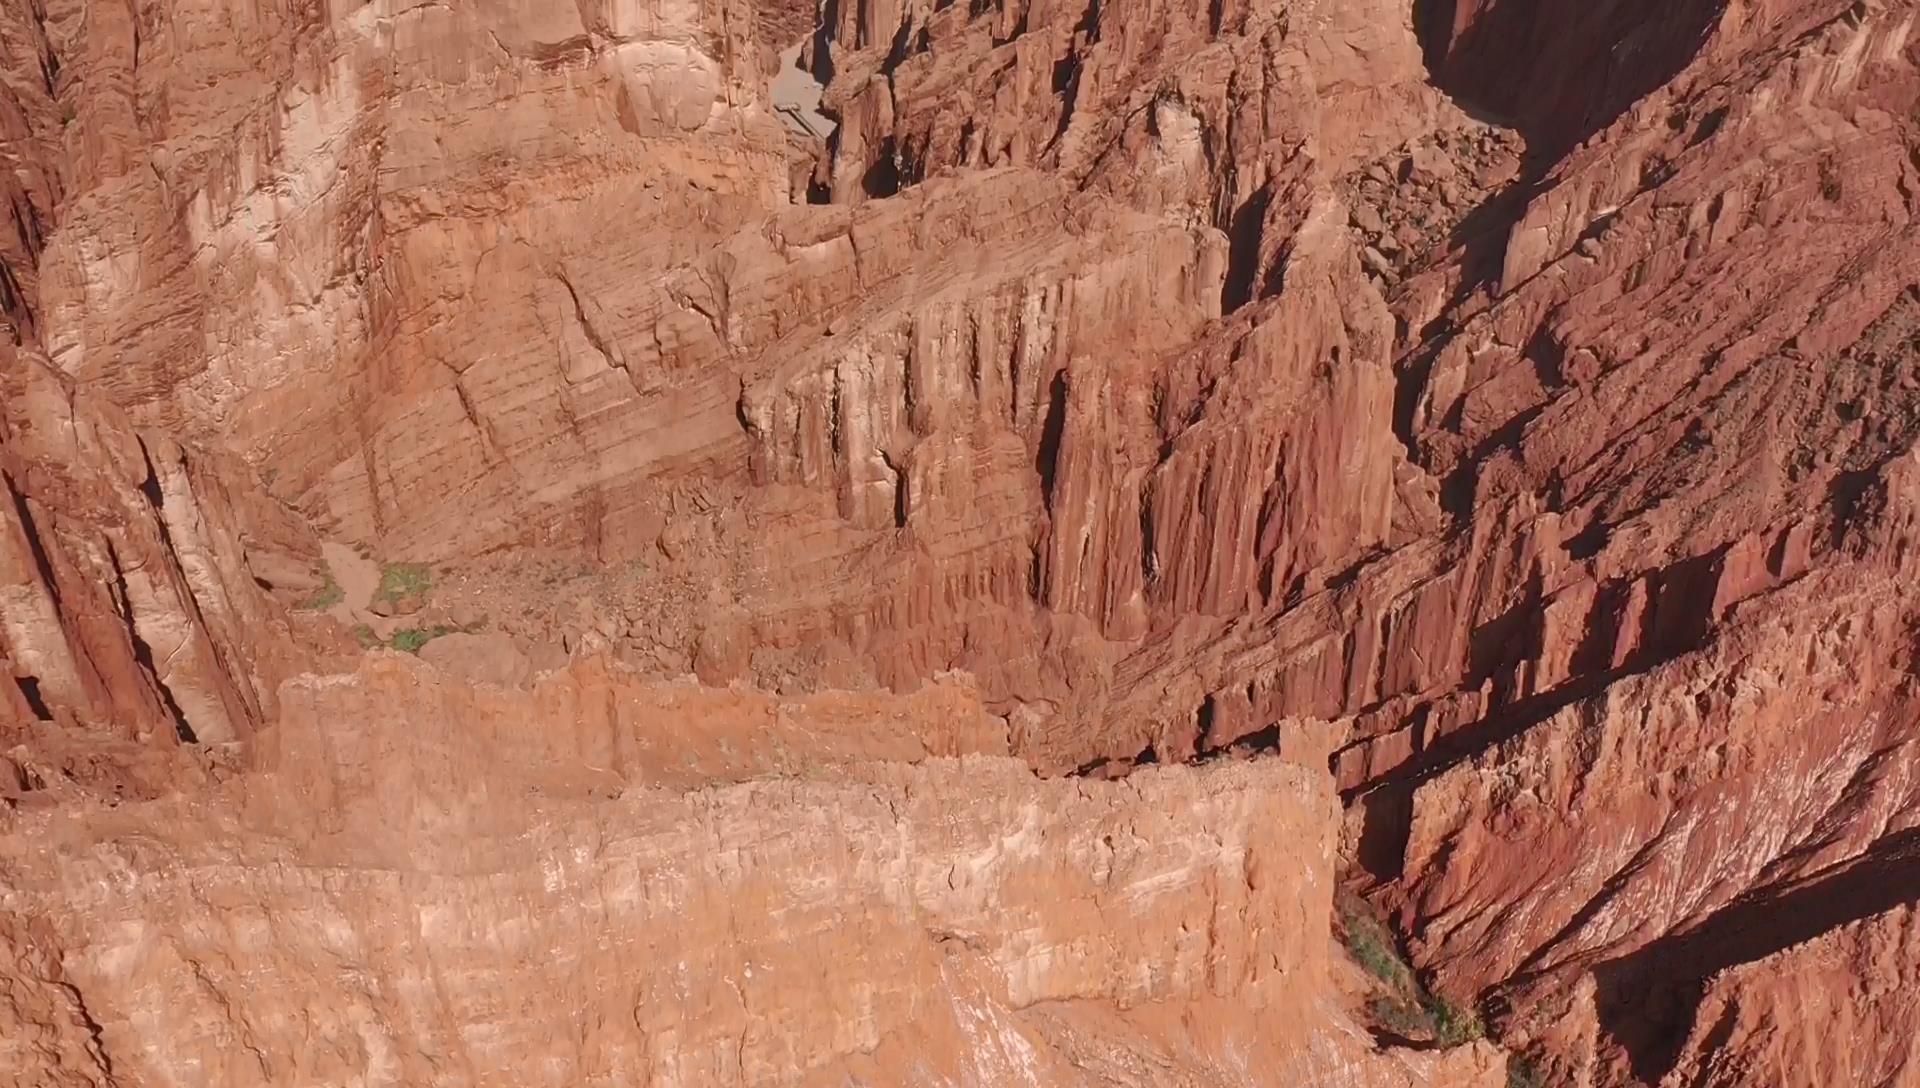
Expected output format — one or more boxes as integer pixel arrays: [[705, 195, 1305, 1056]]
[[1, 0, 1918, 1085], [0, 324, 324, 749], [0, 654, 1506, 1088], [7, 0, 1480, 725]]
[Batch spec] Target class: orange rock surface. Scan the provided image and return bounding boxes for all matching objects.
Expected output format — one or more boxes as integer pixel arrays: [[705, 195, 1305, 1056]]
[[1, 0, 1917, 1083]]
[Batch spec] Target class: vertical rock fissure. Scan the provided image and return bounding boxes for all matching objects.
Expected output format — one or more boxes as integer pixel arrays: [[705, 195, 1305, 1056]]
[[14, 675, 52, 720], [104, 537, 199, 744], [55, 977, 115, 1077], [5, 472, 61, 606], [1035, 369, 1070, 510]]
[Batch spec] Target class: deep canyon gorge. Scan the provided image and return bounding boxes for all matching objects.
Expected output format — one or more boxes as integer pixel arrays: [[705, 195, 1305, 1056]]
[[2, 0, 1919, 1084]]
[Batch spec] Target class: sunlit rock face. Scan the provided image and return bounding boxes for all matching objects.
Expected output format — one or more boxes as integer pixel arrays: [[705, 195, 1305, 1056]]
[[2, 0, 1919, 1084]]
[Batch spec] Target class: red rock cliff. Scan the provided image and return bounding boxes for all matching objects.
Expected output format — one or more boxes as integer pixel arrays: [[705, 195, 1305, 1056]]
[[0, 0, 1917, 1084]]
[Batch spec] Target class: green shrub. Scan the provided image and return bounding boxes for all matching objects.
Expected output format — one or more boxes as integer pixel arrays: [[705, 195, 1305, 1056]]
[[1425, 991, 1485, 1046], [295, 577, 343, 611], [1339, 888, 1486, 1049], [350, 624, 380, 649], [388, 625, 457, 654], [1367, 995, 1430, 1039], [1337, 889, 1417, 992], [1348, 928, 1405, 986], [375, 562, 432, 605], [389, 625, 460, 652], [1507, 1057, 1546, 1088]]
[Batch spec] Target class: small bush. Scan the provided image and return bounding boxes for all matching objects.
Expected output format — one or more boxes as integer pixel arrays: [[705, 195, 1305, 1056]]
[[1349, 929, 1405, 985], [388, 624, 457, 654], [1425, 991, 1485, 1047], [1818, 158, 1844, 202], [1507, 1057, 1548, 1088], [1338, 889, 1417, 992], [375, 562, 432, 605], [350, 624, 380, 649], [1339, 888, 1486, 1049], [295, 577, 343, 611], [1367, 995, 1430, 1039]]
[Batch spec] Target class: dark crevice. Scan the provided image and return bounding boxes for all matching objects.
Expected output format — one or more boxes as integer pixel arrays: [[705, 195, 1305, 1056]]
[[136, 460, 165, 509], [6, 473, 61, 604], [1566, 519, 1611, 560], [1828, 465, 1882, 549], [104, 538, 198, 745], [56, 976, 114, 1078], [1351, 783, 1414, 881], [1412, 0, 1456, 79], [1592, 827, 1920, 1083], [1050, 52, 1078, 95], [1221, 183, 1272, 313], [0, 260, 27, 343], [1412, 0, 1724, 164], [1223, 721, 1281, 755], [1071, 742, 1158, 778], [881, 15, 914, 74], [1071, 0, 1100, 39], [883, 451, 910, 528], [861, 136, 901, 198], [809, 0, 838, 84], [30, 0, 59, 95], [1440, 403, 1547, 517], [1138, 482, 1159, 587], [15, 676, 52, 721], [1048, 58, 1086, 152], [1465, 569, 1546, 687], [1035, 370, 1070, 510], [1391, 325, 1447, 466], [1523, 323, 1569, 389], [989, 1, 1032, 47]]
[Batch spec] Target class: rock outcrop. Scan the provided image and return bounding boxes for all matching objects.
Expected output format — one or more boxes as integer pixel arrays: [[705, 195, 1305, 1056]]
[[1, 348, 323, 748], [0, 654, 1507, 1088], [1, 0, 1918, 1084]]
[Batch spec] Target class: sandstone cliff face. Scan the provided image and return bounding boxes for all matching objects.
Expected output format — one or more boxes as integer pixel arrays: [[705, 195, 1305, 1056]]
[[2, 0, 1920, 1084], [6, 0, 1470, 725], [0, 655, 1505, 1088], [0, 348, 322, 748], [1661, 902, 1920, 1088]]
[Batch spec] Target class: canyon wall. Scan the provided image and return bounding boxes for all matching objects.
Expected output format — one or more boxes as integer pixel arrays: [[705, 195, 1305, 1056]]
[[1, 0, 1918, 1084], [0, 654, 1506, 1087], [0, 337, 324, 749]]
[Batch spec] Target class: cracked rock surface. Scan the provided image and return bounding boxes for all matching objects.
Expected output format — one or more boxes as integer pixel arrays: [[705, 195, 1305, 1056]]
[[1, 0, 1919, 1084]]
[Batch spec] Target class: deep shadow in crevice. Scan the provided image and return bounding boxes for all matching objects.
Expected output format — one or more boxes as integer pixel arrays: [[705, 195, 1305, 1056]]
[[1388, 0, 1726, 389], [5, 475, 61, 606], [15, 676, 52, 721], [1071, 742, 1160, 779], [861, 136, 902, 198], [1351, 782, 1415, 882], [1034, 370, 1070, 510], [809, 0, 838, 83], [1591, 827, 1920, 1083], [1221, 184, 1272, 313], [1411, 0, 1726, 166]]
